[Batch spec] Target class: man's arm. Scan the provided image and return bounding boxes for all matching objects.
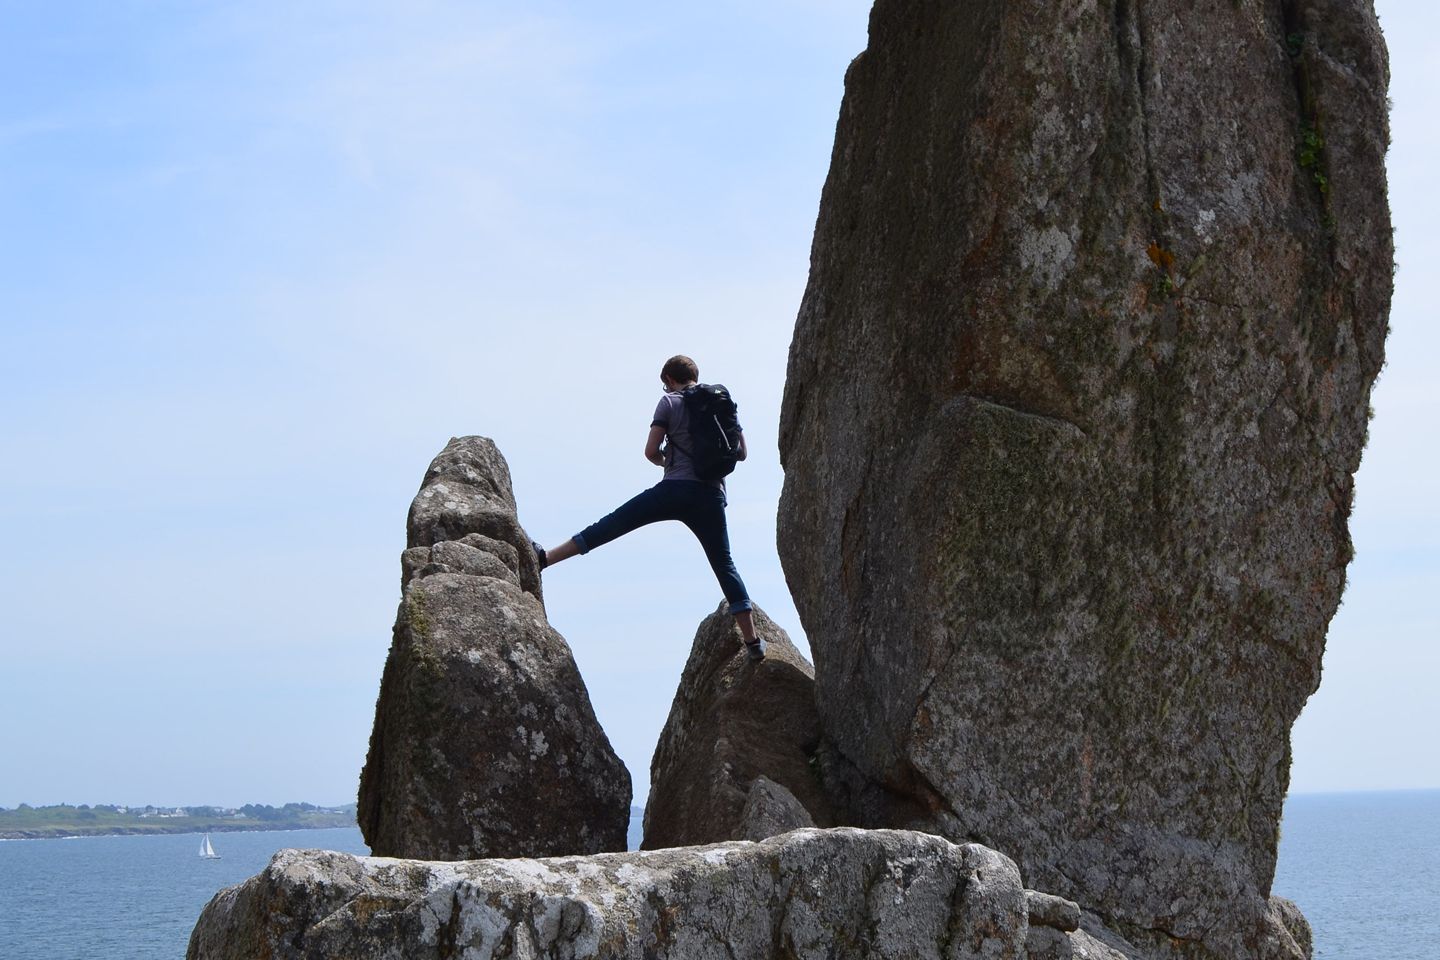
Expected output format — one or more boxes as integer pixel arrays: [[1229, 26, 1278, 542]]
[[737, 431, 748, 462], [645, 425, 667, 466]]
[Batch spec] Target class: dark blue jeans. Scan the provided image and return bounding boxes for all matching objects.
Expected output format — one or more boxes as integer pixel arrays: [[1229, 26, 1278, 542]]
[[573, 480, 753, 614]]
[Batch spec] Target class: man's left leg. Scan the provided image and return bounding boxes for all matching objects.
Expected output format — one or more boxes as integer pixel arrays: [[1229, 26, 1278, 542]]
[[680, 486, 761, 657]]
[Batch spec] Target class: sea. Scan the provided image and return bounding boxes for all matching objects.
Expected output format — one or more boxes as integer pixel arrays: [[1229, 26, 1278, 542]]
[[0, 791, 1434, 959]]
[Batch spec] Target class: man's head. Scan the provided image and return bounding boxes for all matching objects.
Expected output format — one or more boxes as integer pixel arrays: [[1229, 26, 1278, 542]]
[[661, 355, 699, 390]]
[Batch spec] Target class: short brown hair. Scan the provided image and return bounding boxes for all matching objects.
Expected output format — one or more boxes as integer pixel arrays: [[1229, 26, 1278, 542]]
[[661, 355, 699, 384]]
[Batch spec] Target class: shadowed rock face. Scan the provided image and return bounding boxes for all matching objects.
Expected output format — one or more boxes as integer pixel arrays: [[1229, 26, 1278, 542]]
[[187, 829, 1032, 960], [641, 604, 832, 849], [358, 436, 630, 859], [739, 775, 817, 841], [778, 2, 1390, 957]]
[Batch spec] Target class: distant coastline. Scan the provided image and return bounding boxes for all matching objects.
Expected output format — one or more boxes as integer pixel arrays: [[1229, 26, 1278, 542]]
[[0, 803, 356, 840]]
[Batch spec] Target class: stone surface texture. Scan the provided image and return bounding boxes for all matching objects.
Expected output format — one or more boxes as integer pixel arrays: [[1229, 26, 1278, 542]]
[[358, 436, 630, 860], [641, 605, 831, 849], [1026, 925, 1134, 960], [777, 1, 1390, 958], [1026, 890, 1081, 933], [187, 828, 1033, 960]]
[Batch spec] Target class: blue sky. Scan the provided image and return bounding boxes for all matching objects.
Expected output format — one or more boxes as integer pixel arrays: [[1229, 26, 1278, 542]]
[[1, 1, 1434, 810]]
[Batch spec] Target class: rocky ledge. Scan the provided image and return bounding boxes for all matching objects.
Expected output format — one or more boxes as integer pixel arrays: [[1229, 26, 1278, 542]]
[[187, 827, 1134, 960]]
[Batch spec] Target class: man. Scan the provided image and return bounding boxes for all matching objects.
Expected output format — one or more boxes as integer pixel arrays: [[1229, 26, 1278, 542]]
[[533, 355, 764, 660]]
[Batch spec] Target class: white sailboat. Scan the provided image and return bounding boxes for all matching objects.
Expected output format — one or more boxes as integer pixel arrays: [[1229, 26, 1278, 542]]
[[199, 834, 221, 860]]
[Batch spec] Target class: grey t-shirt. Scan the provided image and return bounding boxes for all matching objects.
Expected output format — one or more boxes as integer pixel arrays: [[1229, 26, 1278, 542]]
[[652, 390, 739, 489]]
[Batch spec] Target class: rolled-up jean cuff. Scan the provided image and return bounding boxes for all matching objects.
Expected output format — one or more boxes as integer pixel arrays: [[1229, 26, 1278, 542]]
[[572, 533, 591, 554], [727, 599, 753, 614]]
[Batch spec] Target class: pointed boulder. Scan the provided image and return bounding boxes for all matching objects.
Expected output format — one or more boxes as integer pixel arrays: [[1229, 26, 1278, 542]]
[[358, 436, 630, 859]]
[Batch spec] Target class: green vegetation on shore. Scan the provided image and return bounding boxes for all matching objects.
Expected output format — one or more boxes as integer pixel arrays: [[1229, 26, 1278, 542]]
[[0, 802, 357, 839]]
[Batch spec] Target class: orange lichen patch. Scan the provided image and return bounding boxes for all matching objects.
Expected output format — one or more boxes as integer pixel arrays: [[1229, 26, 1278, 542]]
[[1147, 242, 1176, 273], [959, 212, 1004, 275], [349, 895, 391, 925], [949, 323, 1079, 427], [914, 704, 934, 738]]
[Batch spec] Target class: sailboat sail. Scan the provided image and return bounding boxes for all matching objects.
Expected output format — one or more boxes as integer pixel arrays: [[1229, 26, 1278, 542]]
[[199, 834, 219, 859]]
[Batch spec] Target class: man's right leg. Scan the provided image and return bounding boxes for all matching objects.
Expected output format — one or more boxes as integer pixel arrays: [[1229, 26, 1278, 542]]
[[542, 483, 677, 568], [540, 538, 581, 566]]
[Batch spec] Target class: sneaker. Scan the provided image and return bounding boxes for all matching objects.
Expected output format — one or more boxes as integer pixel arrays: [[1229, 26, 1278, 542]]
[[531, 540, 548, 571], [744, 638, 766, 662]]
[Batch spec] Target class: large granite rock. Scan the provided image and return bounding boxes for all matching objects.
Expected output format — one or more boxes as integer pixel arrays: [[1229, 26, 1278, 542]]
[[187, 828, 1033, 960], [358, 436, 630, 859], [778, 2, 1390, 958], [641, 604, 831, 849]]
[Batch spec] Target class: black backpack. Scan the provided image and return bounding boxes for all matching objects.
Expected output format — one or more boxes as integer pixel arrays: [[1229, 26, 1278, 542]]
[[678, 383, 742, 482]]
